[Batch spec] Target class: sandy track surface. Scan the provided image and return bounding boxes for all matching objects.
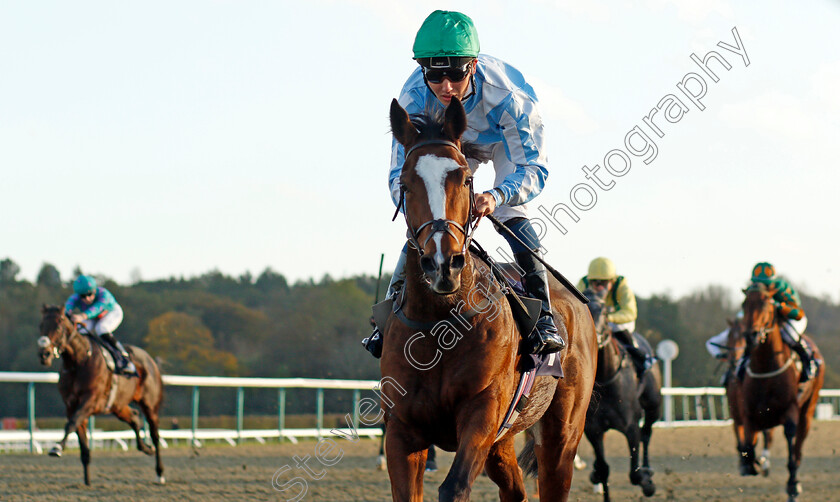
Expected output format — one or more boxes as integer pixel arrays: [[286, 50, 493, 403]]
[[3, 421, 839, 501]]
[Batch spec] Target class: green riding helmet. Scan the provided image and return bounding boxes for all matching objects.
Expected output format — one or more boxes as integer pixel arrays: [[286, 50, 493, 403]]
[[588, 257, 617, 281], [751, 262, 776, 283], [413, 10, 480, 67], [73, 275, 97, 296]]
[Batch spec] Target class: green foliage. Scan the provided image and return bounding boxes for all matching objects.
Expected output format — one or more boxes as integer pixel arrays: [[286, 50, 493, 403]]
[[144, 312, 239, 376]]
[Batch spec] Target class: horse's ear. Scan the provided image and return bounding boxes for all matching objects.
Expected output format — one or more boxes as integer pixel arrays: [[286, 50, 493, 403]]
[[741, 288, 748, 295], [443, 97, 467, 141], [390, 99, 418, 148], [41, 304, 48, 314], [59, 306, 66, 317]]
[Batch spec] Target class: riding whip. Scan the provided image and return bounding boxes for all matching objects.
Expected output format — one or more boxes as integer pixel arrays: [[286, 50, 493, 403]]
[[486, 214, 588, 305]]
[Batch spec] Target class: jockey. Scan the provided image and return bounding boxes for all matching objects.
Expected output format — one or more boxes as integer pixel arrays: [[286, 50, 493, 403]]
[[363, 10, 565, 358], [577, 257, 655, 377], [65, 275, 137, 376], [706, 262, 817, 382]]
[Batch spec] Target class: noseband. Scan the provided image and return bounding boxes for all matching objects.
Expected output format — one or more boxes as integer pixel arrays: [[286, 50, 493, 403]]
[[392, 139, 477, 257]]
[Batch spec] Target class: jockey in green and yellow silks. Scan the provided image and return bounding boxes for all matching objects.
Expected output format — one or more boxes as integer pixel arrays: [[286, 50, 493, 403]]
[[750, 262, 817, 381], [706, 262, 817, 383], [577, 257, 654, 377]]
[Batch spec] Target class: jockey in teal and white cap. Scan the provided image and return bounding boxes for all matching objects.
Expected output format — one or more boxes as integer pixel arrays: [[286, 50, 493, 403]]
[[65, 275, 137, 376], [364, 10, 565, 359]]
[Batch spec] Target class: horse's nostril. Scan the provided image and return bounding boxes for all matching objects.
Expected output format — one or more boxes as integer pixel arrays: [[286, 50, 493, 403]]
[[420, 256, 437, 275], [450, 254, 465, 271]]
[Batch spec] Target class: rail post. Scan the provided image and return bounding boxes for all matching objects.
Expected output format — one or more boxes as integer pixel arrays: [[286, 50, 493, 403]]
[[236, 386, 244, 443], [352, 389, 360, 430], [88, 416, 95, 450], [27, 382, 35, 453], [191, 386, 200, 447], [278, 388, 286, 442], [316, 388, 324, 439]]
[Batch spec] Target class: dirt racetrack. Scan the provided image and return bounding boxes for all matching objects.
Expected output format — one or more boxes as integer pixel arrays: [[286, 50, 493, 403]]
[[3, 422, 840, 501]]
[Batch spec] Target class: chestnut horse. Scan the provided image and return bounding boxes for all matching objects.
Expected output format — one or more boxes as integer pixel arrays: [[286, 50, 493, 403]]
[[736, 284, 823, 501], [38, 305, 165, 485], [582, 291, 661, 501], [722, 318, 773, 476], [380, 97, 597, 501]]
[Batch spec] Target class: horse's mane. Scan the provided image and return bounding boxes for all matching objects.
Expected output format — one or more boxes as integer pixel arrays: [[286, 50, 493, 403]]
[[43, 305, 65, 319], [406, 113, 490, 163]]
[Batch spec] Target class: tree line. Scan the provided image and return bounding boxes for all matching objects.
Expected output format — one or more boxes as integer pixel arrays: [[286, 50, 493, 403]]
[[1, 257, 838, 419]]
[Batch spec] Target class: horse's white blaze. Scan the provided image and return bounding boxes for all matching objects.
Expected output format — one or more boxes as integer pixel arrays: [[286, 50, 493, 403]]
[[416, 154, 460, 262], [415, 154, 460, 221], [37, 336, 51, 348], [433, 233, 445, 267]]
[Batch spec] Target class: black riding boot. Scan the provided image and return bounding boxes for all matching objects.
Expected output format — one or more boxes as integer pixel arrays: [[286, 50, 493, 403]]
[[613, 329, 653, 378], [790, 337, 817, 383], [362, 249, 408, 360], [514, 252, 566, 355], [100, 333, 137, 376]]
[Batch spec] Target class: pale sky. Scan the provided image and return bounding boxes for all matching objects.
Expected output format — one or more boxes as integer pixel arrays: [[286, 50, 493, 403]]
[[2, 0, 839, 302]]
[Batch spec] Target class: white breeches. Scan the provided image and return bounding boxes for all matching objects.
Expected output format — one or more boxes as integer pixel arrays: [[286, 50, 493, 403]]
[[706, 329, 730, 358], [781, 316, 808, 344], [609, 321, 635, 333], [80, 305, 124, 336]]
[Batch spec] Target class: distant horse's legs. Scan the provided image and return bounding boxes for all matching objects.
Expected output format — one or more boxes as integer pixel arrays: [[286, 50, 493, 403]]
[[76, 420, 91, 486], [758, 429, 773, 476], [585, 429, 610, 501], [484, 435, 528, 502], [139, 401, 165, 484], [384, 419, 427, 502]]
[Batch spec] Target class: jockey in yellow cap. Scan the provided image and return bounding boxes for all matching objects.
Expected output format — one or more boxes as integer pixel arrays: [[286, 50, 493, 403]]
[[578, 257, 655, 377]]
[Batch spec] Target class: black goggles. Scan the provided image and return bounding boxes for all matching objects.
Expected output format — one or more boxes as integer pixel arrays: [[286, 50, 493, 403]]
[[422, 63, 472, 84]]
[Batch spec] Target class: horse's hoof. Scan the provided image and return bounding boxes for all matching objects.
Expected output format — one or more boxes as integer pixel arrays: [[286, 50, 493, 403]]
[[48, 446, 62, 457], [156, 475, 166, 485], [574, 454, 587, 470], [739, 463, 758, 476], [758, 456, 770, 477], [376, 455, 386, 471], [642, 481, 656, 497], [593, 483, 604, 494]]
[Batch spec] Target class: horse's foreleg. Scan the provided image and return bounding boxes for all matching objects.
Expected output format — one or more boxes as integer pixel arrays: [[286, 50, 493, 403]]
[[584, 428, 610, 502], [739, 427, 759, 476], [51, 399, 97, 458], [784, 415, 803, 499], [384, 419, 427, 502], [627, 420, 656, 497], [439, 406, 499, 502], [484, 435, 528, 502], [76, 421, 91, 486]]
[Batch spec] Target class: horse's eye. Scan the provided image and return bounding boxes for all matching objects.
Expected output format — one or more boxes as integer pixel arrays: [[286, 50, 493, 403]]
[[464, 177, 473, 187]]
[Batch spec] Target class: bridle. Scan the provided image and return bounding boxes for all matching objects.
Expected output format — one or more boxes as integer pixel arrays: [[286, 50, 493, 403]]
[[38, 314, 84, 359], [743, 291, 776, 346], [392, 139, 478, 257]]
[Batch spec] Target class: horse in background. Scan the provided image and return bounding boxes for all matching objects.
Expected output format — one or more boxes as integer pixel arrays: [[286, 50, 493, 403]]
[[735, 284, 823, 501], [380, 98, 597, 501], [581, 290, 661, 501], [38, 305, 165, 485], [722, 318, 773, 476]]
